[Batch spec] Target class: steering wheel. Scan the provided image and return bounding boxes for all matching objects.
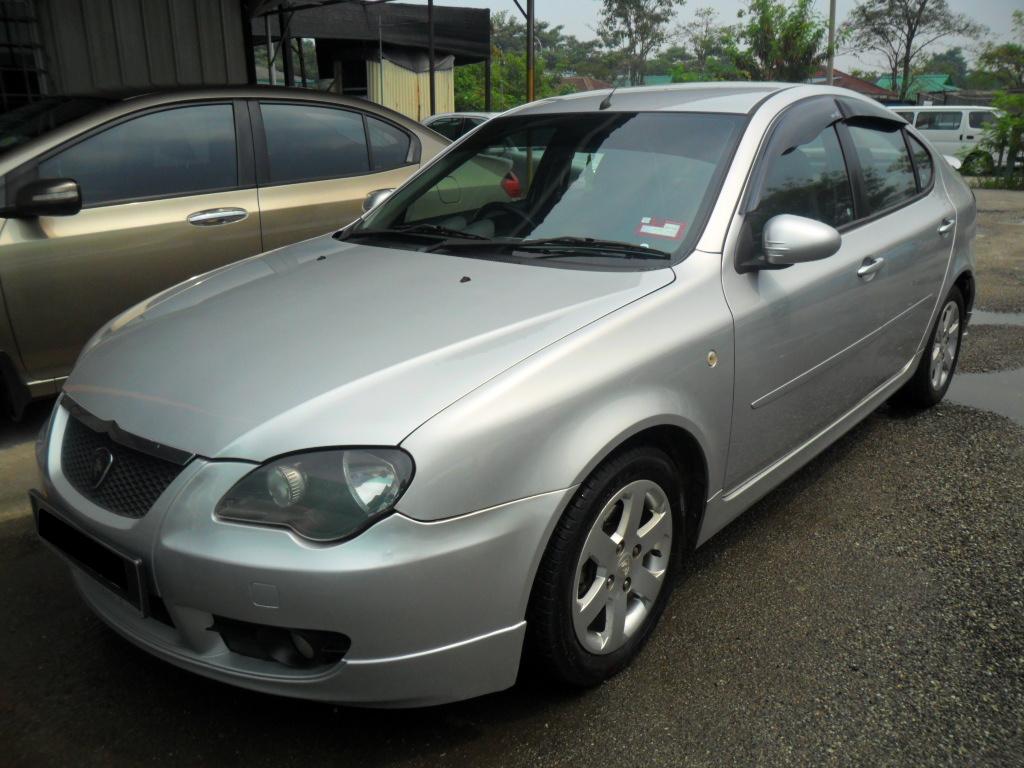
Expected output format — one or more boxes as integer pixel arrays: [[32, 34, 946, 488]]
[[470, 201, 537, 230]]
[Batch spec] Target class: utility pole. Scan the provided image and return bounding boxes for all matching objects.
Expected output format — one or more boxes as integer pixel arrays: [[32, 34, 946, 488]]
[[428, 0, 436, 116], [526, 0, 535, 101], [827, 0, 836, 85]]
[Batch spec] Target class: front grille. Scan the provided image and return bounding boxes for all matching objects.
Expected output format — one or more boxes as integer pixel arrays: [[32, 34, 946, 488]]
[[60, 412, 185, 518]]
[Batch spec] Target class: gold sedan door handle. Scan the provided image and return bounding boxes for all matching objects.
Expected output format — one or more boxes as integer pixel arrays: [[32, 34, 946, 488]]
[[187, 207, 248, 226]]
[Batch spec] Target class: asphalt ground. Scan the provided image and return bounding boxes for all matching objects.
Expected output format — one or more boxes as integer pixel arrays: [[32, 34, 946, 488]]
[[1, 191, 1022, 767]]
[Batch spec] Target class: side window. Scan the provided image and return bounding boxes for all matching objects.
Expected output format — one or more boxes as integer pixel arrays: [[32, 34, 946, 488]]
[[429, 118, 463, 141], [846, 123, 917, 213], [907, 134, 933, 190], [969, 111, 994, 130], [366, 116, 411, 172], [915, 111, 962, 131], [260, 103, 369, 184], [38, 104, 236, 207], [749, 124, 854, 244]]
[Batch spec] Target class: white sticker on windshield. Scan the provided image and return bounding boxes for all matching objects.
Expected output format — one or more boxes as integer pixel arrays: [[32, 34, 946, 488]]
[[635, 217, 686, 240]]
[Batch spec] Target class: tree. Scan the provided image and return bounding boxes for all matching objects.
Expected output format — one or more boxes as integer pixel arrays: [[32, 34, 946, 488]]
[[976, 10, 1024, 90], [920, 47, 967, 86], [735, 0, 827, 82], [840, 0, 984, 101], [679, 7, 731, 70], [597, 0, 687, 86], [454, 51, 568, 112]]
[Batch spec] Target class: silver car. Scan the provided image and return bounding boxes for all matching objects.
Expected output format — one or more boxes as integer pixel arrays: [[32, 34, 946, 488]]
[[33, 83, 976, 708]]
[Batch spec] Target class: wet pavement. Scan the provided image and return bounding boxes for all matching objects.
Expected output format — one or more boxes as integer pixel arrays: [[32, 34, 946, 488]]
[[1, 190, 1022, 767]]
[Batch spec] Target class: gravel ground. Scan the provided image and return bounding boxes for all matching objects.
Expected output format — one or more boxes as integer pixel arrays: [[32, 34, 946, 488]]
[[960, 325, 1024, 374], [1, 404, 1022, 767], [973, 190, 1024, 313]]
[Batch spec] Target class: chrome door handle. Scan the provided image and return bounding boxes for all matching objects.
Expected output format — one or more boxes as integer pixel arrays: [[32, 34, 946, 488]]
[[937, 217, 955, 234], [857, 257, 885, 280], [187, 207, 247, 226]]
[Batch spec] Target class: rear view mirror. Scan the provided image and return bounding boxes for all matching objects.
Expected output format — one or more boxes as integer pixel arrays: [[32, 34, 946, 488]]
[[762, 214, 841, 266], [8, 178, 82, 218], [362, 188, 394, 213]]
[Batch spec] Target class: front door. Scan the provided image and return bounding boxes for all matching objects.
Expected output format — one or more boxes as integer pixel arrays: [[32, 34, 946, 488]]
[[722, 103, 886, 490], [0, 102, 261, 382]]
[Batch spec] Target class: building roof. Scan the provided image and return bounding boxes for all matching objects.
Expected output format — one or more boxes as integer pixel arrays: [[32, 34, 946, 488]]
[[875, 73, 960, 98], [253, 2, 490, 65], [560, 75, 613, 92], [808, 68, 896, 99]]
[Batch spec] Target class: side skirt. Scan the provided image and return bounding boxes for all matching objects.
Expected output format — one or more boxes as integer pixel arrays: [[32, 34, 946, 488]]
[[696, 353, 918, 547]]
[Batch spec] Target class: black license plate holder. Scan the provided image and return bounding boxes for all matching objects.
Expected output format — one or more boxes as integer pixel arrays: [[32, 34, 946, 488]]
[[31, 490, 148, 615]]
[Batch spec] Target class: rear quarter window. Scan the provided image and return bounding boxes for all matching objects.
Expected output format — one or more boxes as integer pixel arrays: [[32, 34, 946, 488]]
[[969, 111, 995, 129]]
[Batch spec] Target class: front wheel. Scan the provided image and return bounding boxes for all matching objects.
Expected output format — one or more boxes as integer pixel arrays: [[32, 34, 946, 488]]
[[892, 287, 964, 409], [527, 446, 681, 686]]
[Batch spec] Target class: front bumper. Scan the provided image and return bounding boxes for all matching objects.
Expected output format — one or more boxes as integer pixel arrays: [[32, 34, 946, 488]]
[[37, 402, 570, 707]]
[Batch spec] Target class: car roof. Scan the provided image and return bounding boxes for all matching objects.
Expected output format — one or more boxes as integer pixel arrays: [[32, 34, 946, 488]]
[[896, 105, 995, 111], [505, 83, 791, 116]]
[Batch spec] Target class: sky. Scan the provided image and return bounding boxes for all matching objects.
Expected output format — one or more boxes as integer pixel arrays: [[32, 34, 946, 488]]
[[403, 0, 1022, 73]]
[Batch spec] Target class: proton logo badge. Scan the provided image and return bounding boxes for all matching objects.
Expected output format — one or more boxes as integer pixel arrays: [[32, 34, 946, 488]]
[[91, 447, 114, 489]]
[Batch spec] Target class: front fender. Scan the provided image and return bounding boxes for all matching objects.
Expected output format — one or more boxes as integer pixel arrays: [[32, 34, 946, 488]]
[[398, 250, 734, 522]]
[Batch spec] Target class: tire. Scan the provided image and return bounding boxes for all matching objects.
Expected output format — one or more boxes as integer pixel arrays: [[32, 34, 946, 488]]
[[527, 445, 682, 687], [961, 152, 994, 176], [892, 286, 964, 409]]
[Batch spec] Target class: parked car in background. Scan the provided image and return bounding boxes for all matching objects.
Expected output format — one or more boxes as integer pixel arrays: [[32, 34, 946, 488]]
[[0, 87, 446, 417], [891, 105, 997, 174], [423, 111, 497, 140], [33, 83, 975, 707]]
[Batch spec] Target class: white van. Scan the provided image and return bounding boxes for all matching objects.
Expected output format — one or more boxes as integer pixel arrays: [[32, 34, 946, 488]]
[[891, 105, 998, 172]]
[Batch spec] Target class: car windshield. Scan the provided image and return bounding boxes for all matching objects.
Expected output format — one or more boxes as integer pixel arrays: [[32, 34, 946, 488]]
[[0, 97, 112, 156], [349, 111, 745, 267]]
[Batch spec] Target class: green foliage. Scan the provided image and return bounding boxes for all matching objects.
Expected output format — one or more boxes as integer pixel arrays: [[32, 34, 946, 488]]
[[976, 11, 1024, 90], [597, 0, 687, 86], [734, 0, 827, 81], [977, 92, 1024, 184], [454, 52, 569, 112], [919, 48, 967, 86], [840, 0, 985, 101]]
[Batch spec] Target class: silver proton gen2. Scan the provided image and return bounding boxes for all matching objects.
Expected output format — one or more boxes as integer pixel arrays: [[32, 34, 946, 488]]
[[33, 84, 976, 707]]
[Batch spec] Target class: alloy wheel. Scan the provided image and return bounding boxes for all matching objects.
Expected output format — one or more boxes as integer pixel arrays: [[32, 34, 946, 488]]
[[572, 479, 673, 655], [929, 299, 960, 392]]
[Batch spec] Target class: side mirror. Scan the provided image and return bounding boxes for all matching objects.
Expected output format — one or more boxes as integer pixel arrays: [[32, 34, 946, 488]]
[[362, 188, 394, 213], [6, 178, 82, 218], [762, 214, 841, 266]]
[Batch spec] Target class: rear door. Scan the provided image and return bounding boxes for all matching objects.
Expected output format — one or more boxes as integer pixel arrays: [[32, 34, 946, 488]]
[[0, 101, 260, 383], [913, 110, 964, 155], [252, 100, 422, 249], [841, 121, 954, 371]]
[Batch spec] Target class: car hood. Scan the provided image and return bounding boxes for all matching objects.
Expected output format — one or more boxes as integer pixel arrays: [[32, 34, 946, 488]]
[[65, 236, 673, 461]]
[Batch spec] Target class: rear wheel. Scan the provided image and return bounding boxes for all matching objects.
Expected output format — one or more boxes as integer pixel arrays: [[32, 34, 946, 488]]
[[527, 446, 681, 686], [892, 287, 964, 409], [961, 152, 994, 176]]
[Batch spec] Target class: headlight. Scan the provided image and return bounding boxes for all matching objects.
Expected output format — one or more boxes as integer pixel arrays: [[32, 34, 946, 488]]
[[215, 449, 414, 542]]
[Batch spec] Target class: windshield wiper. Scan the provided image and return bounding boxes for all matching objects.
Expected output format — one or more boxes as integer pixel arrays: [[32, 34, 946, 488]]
[[515, 236, 672, 259], [338, 223, 490, 242], [425, 235, 673, 259]]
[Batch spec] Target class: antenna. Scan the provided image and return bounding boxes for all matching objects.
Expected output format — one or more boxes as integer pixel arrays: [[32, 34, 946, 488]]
[[598, 87, 617, 110]]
